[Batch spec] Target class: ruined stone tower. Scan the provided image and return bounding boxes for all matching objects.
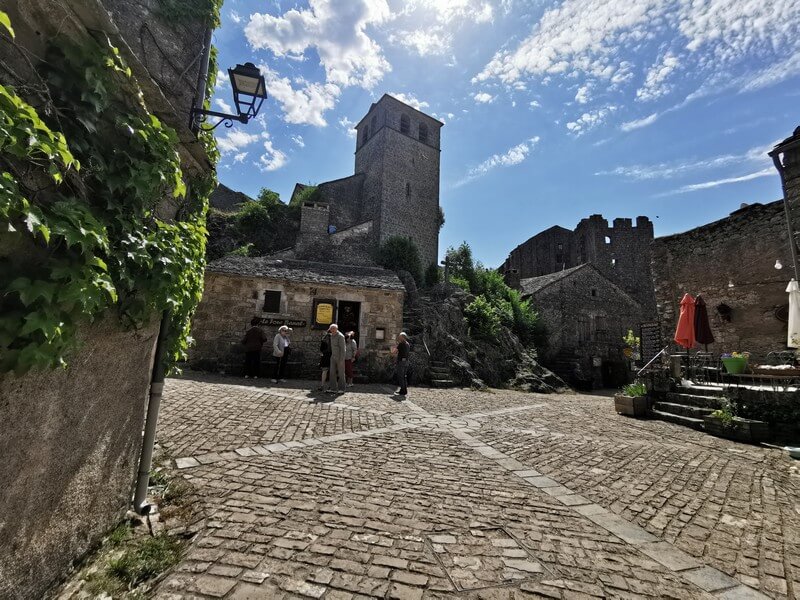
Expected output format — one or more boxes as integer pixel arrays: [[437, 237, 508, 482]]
[[353, 94, 443, 270]]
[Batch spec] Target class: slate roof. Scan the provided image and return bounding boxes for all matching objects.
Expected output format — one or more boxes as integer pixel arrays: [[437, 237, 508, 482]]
[[520, 263, 642, 308], [209, 183, 253, 213], [206, 256, 406, 291], [519, 264, 587, 296]]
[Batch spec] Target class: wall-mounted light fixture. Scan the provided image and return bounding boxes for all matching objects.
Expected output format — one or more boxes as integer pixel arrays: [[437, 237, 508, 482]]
[[190, 62, 267, 131]]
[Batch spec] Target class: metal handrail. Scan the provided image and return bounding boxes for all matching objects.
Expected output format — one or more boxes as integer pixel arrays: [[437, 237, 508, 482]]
[[637, 345, 669, 377]]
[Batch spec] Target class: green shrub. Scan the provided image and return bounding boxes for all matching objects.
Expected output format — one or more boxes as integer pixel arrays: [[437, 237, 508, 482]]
[[290, 184, 321, 206], [621, 380, 647, 397], [424, 263, 440, 288], [228, 243, 253, 257], [377, 236, 422, 285], [446, 242, 479, 292], [464, 295, 501, 340]]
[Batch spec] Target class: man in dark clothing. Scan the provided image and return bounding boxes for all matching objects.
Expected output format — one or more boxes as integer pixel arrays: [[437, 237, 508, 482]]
[[242, 317, 266, 378], [393, 332, 410, 396]]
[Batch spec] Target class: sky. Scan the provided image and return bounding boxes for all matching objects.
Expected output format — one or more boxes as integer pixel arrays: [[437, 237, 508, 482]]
[[210, 0, 800, 268]]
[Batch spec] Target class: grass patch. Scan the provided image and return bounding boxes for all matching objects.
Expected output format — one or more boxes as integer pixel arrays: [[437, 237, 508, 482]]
[[106, 534, 183, 588]]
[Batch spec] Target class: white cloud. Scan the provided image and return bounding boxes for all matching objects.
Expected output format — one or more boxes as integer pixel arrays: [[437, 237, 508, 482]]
[[389, 27, 452, 56], [455, 136, 540, 186], [233, 152, 248, 163], [597, 142, 775, 180], [475, 0, 800, 132], [566, 106, 617, 135], [389, 92, 430, 111], [291, 135, 305, 148], [245, 0, 391, 89], [258, 135, 288, 172], [621, 112, 660, 131], [396, 0, 494, 24], [661, 168, 773, 195], [230, 11, 242, 24], [636, 53, 680, 102], [259, 65, 340, 127], [217, 130, 262, 154], [339, 116, 357, 138], [473, 92, 495, 103], [529, 100, 541, 109], [574, 84, 591, 104], [215, 98, 233, 113]]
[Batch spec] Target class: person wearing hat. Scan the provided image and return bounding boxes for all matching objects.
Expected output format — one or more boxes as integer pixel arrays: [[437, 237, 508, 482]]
[[327, 323, 346, 394], [241, 317, 267, 379], [271, 325, 292, 383], [392, 332, 410, 396]]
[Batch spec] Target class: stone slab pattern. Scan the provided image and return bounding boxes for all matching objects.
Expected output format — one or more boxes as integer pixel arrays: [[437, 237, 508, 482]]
[[472, 396, 800, 599], [155, 377, 796, 599], [159, 379, 398, 458]]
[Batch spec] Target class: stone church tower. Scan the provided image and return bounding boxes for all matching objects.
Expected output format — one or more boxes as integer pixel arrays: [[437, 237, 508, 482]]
[[353, 94, 443, 269]]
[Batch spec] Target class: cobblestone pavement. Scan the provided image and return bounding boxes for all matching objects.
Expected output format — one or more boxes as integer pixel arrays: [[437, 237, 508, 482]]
[[155, 375, 800, 599]]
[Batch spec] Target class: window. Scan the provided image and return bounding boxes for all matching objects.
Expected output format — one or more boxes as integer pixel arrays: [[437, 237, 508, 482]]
[[611, 258, 617, 267], [361, 124, 369, 146], [557, 243, 563, 250], [370, 114, 377, 133], [263, 290, 282, 313], [605, 236, 611, 244], [419, 122, 428, 144], [400, 113, 410, 134], [591, 289, 597, 297], [405, 182, 410, 198]]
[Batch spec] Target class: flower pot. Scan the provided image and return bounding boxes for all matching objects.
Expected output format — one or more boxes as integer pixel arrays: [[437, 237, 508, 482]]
[[721, 357, 748, 374], [703, 415, 769, 443], [614, 393, 648, 418]]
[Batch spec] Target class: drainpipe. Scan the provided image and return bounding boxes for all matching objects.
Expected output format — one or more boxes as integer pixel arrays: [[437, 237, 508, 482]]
[[771, 152, 800, 283], [133, 311, 170, 514], [134, 22, 213, 515]]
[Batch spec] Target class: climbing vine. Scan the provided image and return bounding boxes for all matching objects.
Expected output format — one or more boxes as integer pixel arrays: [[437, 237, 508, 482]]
[[0, 14, 216, 374]]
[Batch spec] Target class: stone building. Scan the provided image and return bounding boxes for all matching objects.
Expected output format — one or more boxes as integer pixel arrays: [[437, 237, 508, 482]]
[[501, 215, 656, 314], [210, 182, 252, 213], [0, 0, 214, 597], [520, 264, 644, 388], [651, 200, 794, 358], [287, 94, 443, 270], [189, 256, 405, 377]]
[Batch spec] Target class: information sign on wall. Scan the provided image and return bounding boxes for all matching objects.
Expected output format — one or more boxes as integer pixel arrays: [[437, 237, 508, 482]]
[[313, 299, 336, 328]]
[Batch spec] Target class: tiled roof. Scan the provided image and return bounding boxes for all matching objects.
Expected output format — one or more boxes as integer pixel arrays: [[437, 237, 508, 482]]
[[206, 256, 406, 291], [519, 264, 588, 296]]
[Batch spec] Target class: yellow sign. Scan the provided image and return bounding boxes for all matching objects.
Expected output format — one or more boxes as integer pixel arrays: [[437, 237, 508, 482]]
[[315, 302, 334, 325]]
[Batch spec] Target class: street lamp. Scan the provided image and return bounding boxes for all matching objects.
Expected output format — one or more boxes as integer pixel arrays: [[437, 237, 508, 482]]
[[190, 62, 267, 131]]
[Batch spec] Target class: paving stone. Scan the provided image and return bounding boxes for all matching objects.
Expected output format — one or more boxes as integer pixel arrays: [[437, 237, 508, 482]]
[[155, 378, 798, 600], [638, 541, 702, 571], [175, 457, 200, 469], [188, 574, 237, 597], [717, 584, 772, 599], [681, 566, 740, 592]]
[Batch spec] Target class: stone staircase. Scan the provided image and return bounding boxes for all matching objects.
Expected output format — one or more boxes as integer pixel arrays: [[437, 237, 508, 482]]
[[429, 359, 456, 388], [651, 384, 726, 431]]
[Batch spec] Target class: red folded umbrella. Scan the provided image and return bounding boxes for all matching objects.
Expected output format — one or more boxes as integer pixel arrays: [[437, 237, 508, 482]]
[[674, 293, 696, 349], [694, 294, 714, 349]]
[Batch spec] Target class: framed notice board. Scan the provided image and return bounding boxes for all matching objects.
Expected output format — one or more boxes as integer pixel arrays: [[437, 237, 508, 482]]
[[639, 321, 662, 365], [312, 299, 336, 329]]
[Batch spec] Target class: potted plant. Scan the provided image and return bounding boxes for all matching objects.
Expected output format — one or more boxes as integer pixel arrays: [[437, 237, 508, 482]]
[[703, 398, 769, 443], [720, 352, 749, 374], [622, 329, 641, 361], [614, 380, 648, 418]]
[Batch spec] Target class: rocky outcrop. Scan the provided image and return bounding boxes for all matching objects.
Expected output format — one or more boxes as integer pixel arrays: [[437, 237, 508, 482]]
[[419, 285, 567, 393]]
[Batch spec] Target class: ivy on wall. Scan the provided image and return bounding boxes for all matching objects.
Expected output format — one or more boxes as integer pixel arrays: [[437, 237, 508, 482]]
[[0, 13, 217, 374]]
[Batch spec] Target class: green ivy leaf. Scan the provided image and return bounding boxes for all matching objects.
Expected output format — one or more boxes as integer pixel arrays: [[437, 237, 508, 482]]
[[0, 11, 14, 38]]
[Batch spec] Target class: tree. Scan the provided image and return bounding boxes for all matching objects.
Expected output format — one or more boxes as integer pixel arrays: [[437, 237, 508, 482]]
[[257, 187, 281, 207], [377, 236, 422, 285], [446, 242, 479, 292]]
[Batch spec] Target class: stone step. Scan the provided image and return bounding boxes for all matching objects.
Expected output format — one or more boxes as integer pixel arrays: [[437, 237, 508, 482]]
[[653, 402, 715, 419], [665, 392, 725, 409], [651, 410, 706, 431], [675, 385, 727, 398], [431, 379, 456, 388]]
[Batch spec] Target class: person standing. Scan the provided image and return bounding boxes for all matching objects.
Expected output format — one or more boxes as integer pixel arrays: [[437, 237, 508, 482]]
[[241, 317, 266, 379], [327, 324, 346, 394], [392, 332, 410, 396], [271, 325, 292, 383], [318, 330, 332, 390], [344, 331, 358, 387]]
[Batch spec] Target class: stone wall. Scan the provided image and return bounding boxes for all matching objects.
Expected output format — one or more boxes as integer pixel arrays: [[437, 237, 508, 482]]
[[189, 273, 404, 378], [530, 266, 643, 388], [0, 319, 157, 599], [320, 174, 365, 231], [502, 215, 656, 317], [0, 0, 211, 596], [355, 95, 442, 270], [650, 201, 792, 359]]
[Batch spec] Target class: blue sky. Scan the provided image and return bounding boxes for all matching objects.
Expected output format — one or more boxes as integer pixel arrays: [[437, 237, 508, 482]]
[[210, 0, 800, 268]]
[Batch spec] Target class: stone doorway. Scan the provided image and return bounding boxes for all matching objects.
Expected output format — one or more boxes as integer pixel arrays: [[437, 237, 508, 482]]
[[338, 300, 361, 343]]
